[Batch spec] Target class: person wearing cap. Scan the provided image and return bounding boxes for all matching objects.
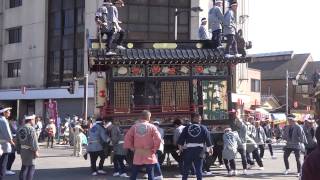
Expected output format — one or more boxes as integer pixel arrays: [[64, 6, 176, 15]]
[[282, 114, 307, 176], [16, 115, 39, 180], [208, 0, 224, 48], [303, 118, 317, 156], [234, 118, 249, 175], [0, 106, 14, 180], [198, 18, 210, 40], [301, 127, 320, 180], [87, 118, 109, 176], [124, 110, 161, 180], [177, 113, 213, 180], [223, 1, 241, 58], [222, 128, 241, 176], [45, 118, 56, 148]]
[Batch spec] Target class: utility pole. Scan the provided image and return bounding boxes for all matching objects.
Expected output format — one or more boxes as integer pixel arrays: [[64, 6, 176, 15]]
[[84, 74, 89, 121], [17, 100, 20, 122], [286, 70, 289, 115], [174, 8, 178, 40]]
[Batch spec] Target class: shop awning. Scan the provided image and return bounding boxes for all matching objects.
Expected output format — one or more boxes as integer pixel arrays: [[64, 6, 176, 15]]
[[271, 113, 287, 124]]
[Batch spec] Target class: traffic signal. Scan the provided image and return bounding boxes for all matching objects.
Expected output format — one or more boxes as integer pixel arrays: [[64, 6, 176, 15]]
[[68, 81, 75, 94]]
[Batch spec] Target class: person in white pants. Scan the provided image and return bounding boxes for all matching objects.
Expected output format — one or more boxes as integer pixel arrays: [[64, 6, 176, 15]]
[[73, 121, 84, 157]]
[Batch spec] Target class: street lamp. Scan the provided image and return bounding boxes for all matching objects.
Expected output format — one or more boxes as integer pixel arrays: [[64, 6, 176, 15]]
[[174, 7, 203, 40]]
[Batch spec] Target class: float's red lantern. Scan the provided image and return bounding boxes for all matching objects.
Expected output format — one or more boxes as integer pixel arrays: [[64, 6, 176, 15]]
[[99, 90, 106, 97], [95, 78, 107, 108]]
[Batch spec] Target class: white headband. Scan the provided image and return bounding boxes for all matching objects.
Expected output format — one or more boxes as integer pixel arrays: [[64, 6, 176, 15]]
[[0, 107, 12, 113], [25, 114, 36, 120]]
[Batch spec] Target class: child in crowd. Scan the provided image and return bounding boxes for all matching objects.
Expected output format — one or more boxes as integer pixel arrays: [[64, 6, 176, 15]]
[[222, 128, 241, 176], [110, 120, 129, 178]]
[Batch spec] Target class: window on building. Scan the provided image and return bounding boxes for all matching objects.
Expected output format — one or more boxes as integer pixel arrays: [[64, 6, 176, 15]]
[[63, 50, 74, 81], [119, 0, 191, 40], [48, 51, 61, 82], [296, 85, 309, 94], [251, 79, 261, 92], [8, 27, 22, 44], [47, 0, 85, 86], [9, 0, 22, 8], [7, 61, 21, 78]]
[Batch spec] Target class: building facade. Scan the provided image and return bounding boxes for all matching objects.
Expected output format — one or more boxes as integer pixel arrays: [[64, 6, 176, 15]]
[[0, 0, 220, 120], [249, 52, 314, 120]]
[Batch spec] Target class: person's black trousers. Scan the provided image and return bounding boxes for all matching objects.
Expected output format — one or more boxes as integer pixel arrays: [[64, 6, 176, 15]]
[[284, 148, 301, 173], [237, 148, 247, 170], [247, 149, 263, 167], [267, 143, 274, 156], [258, 144, 265, 159], [105, 29, 125, 51], [6, 151, 15, 170], [0, 153, 9, 180], [203, 152, 214, 172], [225, 34, 238, 55], [47, 137, 54, 148], [212, 145, 223, 165], [305, 147, 316, 156], [89, 151, 106, 172], [211, 29, 222, 49], [223, 159, 235, 172]]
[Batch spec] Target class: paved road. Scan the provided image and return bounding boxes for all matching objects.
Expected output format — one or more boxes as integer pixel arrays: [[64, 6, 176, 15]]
[[6, 144, 301, 180]]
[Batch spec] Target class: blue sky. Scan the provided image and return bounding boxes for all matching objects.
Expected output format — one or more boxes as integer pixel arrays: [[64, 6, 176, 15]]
[[248, 0, 320, 60]]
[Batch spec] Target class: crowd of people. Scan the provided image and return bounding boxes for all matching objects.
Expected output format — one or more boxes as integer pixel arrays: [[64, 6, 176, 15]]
[[1, 104, 320, 179], [199, 1, 248, 58], [0, 104, 95, 180]]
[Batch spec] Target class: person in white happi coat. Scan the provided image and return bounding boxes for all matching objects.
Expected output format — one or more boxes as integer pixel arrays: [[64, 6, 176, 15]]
[[198, 18, 210, 40], [0, 106, 14, 180], [245, 118, 264, 170], [222, 128, 241, 176], [253, 120, 267, 159], [234, 118, 249, 175], [73, 121, 84, 157]]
